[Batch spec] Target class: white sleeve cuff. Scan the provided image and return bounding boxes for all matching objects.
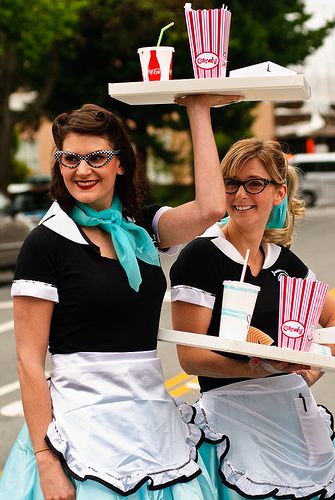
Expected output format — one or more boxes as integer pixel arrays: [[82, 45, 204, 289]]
[[11, 280, 59, 303], [306, 269, 316, 280], [152, 206, 182, 255], [171, 285, 215, 309]]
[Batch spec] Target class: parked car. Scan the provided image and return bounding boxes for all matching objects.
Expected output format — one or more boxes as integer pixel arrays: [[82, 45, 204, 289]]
[[0, 192, 32, 270], [290, 152, 335, 207], [7, 175, 51, 225]]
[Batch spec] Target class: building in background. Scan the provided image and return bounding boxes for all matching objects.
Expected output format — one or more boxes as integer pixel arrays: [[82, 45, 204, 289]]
[[9, 92, 53, 176], [274, 0, 335, 153]]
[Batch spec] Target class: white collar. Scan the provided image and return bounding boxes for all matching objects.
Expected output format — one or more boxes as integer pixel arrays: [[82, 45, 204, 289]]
[[39, 201, 89, 245], [199, 223, 281, 269]]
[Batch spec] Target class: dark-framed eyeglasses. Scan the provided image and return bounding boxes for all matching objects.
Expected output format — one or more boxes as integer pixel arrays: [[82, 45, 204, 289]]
[[224, 177, 276, 194], [54, 149, 121, 169]]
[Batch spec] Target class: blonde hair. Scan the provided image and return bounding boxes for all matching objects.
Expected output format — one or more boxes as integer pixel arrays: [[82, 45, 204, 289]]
[[221, 138, 305, 247]]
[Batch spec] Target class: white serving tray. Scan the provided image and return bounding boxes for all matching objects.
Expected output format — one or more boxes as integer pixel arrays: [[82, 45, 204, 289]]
[[157, 327, 335, 372], [109, 75, 311, 105], [313, 327, 335, 344]]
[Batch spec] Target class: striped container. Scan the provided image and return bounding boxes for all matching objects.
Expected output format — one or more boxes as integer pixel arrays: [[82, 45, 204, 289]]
[[184, 3, 231, 78], [278, 276, 328, 351]]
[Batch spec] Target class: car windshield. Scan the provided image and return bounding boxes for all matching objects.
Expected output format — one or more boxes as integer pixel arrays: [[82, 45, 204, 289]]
[[12, 191, 51, 214]]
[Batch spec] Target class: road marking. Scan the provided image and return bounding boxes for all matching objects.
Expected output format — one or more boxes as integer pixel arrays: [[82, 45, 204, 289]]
[[0, 320, 14, 333], [164, 372, 190, 390], [0, 380, 20, 397], [0, 301, 12, 310], [0, 381, 23, 417], [0, 400, 23, 417], [169, 377, 198, 398], [186, 380, 200, 391]]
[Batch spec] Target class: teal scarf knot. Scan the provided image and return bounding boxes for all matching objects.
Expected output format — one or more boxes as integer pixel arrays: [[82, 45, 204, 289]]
[[71, 195, 160, 292]]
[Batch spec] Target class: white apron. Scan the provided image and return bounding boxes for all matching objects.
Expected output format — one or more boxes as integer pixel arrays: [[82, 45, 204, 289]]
[[47, 350, 202, 495], [195, 373, 335, 498]]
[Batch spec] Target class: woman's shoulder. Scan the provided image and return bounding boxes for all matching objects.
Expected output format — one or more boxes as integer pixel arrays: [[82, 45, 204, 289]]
[[181, 233, 221, 257], [272, 244, 309, 278], [171, 234, 222, 282], [21, 223, 62, 250], [14, 225, 63, 274]]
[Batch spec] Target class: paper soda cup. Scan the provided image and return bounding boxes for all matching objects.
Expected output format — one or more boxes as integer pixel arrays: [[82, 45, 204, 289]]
[[184, 3, 231, 78], [278, 276, 329, 351], [219, 280, 260, 341], [137, 46, 174, 81]]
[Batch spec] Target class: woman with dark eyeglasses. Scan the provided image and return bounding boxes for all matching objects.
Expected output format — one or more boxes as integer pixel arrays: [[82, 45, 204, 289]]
[[0, 95, 241, 500], [170, 138, 335, 499]]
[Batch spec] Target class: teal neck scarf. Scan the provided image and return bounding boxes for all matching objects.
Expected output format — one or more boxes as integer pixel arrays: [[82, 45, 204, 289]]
[[219, 195, 288, 229], [265, 195, 288, 229], [71, 195, 160, 292]]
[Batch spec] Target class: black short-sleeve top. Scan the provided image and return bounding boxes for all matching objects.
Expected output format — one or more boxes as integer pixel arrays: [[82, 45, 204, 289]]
[[11, 202, 169, 354], [170, 223, 313, 392]]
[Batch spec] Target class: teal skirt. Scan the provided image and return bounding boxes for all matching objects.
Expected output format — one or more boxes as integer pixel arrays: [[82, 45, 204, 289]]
[[0, 424, 217, 500]]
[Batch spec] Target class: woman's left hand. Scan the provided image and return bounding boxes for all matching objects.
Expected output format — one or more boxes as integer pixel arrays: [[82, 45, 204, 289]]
[[249, 357, 311, 374], [294, 368, 324, 386]]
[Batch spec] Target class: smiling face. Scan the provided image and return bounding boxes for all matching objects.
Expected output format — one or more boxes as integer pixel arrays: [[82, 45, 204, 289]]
[[225, 158, 286, 230], [59, 133, 124, 211]]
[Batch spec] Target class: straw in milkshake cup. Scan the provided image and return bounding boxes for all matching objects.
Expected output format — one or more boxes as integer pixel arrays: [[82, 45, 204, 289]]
[[240, 249, 250, 282]]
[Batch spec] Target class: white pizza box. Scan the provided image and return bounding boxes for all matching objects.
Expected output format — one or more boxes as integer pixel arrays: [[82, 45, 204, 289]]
[[229, 61, 297, 77], [157, 327, 335, 372], [108, 74, 311, 106]]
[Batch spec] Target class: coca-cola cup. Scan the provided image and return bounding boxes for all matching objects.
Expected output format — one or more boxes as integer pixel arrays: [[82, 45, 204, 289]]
[[184, 3, 231, 79], [278, 276, 329, 351], [137, 46, 174, 82]]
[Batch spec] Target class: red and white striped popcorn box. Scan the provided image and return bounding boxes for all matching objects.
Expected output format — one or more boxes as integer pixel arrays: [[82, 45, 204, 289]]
[[278, 276, 329, 351], [184, 3, 231, 79]]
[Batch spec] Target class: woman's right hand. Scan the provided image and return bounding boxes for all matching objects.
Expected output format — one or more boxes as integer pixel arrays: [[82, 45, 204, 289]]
[[174, 93, 242, 108], [36, 451, 76, 500]]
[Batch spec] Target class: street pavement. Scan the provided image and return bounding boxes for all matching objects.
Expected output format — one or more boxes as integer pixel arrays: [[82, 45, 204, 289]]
[[0, 206, 335, 470]]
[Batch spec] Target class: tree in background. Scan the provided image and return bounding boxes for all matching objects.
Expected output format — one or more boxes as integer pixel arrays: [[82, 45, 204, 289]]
[[0, 0, 334, 193], [0, 0, 88, 190]]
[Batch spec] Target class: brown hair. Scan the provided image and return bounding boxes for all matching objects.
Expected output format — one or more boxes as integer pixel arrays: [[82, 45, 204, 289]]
[[50, 103, 145, 218], [221, 138, 305, 247]]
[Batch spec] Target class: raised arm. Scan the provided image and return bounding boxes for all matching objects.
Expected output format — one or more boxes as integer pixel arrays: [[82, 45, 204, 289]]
[[14, 296, 75, 499], [157, 94, 240, 248]]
